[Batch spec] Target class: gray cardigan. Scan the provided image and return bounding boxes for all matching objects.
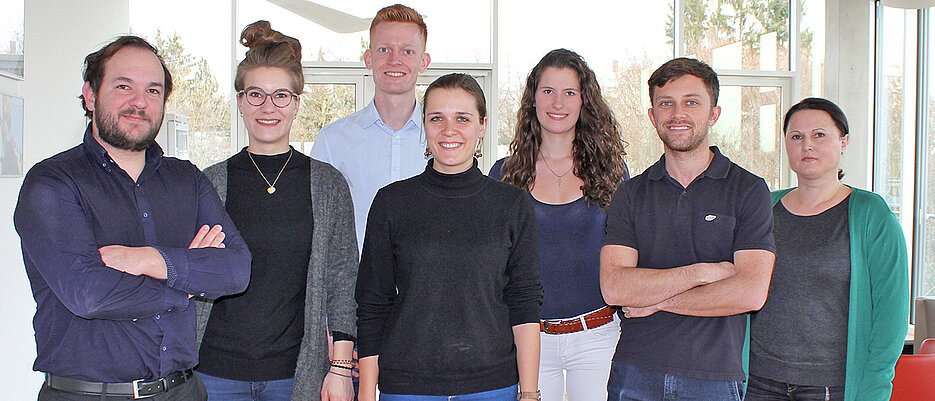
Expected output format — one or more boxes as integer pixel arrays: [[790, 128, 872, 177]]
[[195, 156, 359, 401]]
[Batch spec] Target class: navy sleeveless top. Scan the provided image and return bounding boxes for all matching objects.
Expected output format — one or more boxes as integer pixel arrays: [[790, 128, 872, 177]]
[[490, 158, 610, 319]]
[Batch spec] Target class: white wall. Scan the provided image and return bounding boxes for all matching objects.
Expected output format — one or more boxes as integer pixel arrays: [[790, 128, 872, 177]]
[[0, 1, 128, 398]]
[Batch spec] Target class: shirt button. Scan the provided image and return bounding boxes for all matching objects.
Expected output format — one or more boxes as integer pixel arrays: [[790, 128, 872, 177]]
[[167, 308, 172, 312], [132, 318, 138, 322], [394, 135, 399, 139], [393, 167, 399, 171], [199, 292, 206, 297], [101, 163, 107, 167], [162, 346, 167, 351], [142, 212, 149, 218], [155, 314, 161, 320]]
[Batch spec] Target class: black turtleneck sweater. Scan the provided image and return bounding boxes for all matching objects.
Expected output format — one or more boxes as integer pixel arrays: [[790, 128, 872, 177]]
[[356, 160, 542, 396]]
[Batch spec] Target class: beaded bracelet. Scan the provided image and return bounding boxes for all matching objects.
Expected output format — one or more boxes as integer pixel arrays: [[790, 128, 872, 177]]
[[517, 390, 541, 400], [330, 364, 353, 371]]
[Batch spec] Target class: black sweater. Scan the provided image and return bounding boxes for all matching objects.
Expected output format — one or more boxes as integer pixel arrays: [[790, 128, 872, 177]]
[[199, 149, 312, 381], [355, 160, 542, 395]]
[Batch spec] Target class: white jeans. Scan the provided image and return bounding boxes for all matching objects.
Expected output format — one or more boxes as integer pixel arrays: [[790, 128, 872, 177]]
[[539, 313, 621, 401]]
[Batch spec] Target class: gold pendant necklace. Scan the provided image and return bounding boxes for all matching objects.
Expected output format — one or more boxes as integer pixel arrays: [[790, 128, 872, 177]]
[[540, 151, 574, 186], [247, 149, 293, 194]]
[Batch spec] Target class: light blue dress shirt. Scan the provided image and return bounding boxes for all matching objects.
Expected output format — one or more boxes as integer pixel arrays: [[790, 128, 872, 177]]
[[310, 99, 426, 254]]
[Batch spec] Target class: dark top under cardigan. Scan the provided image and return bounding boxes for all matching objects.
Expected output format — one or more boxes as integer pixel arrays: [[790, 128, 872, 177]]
[[355, 160, 543, 396], [195, 150, 358, 401]]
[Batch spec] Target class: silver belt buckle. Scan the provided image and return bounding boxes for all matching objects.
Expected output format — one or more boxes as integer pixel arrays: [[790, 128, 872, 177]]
[[132, 378, 162, 399]]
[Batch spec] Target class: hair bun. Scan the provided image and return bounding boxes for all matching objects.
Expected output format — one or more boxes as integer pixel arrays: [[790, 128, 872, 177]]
[[240, 20, 302, 61]]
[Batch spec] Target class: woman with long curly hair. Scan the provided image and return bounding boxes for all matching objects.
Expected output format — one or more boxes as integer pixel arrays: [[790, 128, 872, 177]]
[[489, 48, 628, 401]]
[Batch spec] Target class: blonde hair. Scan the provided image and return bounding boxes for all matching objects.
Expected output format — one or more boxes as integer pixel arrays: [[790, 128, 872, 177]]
[[369, 4, 427, 48], [234, 20, 304, 93]]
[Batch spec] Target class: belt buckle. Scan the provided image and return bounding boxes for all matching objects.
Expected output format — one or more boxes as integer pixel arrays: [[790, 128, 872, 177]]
[[132, 378, 163, 399], [541, 319, 564, 333]]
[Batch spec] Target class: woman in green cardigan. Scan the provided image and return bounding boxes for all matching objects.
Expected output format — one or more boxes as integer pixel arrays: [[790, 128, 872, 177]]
[[746, 97, 908, 401]]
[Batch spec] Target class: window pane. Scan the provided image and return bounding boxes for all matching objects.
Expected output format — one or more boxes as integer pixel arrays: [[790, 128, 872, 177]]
[[800, 0, 825, 97], [923, 8, 935, 296], [0, 0, 24, 78], [874, 7, 917, 244], [236, 0, 491, 64], [712, 84, 783, 189], [291, 83, 356, 154], [684, 0, 791, 71], [130, 0, 233, 169], [497, 0, 673, 172]]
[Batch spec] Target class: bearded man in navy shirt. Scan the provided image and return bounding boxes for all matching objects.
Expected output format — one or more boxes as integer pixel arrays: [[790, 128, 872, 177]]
[[14, 36, 251, 401]]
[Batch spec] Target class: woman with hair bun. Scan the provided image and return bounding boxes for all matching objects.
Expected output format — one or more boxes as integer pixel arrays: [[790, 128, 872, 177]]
[[194, 20, 358, 401]]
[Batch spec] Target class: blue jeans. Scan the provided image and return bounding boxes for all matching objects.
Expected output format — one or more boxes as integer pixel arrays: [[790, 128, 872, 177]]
[[196, 371, 294, 401], [744, 374, 844, 401], [380, 384, 518, 400], [606, 362, 743, 401]]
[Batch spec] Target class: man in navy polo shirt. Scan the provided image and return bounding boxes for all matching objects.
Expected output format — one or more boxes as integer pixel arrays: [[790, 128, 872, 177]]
[[600, 57, 775, 401]]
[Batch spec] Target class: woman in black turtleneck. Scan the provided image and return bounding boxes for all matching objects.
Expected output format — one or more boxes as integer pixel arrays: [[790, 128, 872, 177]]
[[355, 73, 543, 401]]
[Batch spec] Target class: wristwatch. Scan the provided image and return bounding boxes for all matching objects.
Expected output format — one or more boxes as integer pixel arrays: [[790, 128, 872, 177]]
[[518, 390, 541, 400]]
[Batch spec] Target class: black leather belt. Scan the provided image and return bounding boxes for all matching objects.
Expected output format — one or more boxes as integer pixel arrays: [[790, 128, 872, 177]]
[[44, 369, 194, 399]]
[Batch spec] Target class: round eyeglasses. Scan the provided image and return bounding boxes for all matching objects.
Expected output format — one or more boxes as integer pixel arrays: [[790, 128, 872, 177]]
[[238, 88, 297, 108]]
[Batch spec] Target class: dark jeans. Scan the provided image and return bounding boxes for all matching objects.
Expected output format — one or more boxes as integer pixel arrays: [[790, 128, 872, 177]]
[[38, 373, 207, 401], [744, 374, 844, 401], [606, 362, 743, 401]]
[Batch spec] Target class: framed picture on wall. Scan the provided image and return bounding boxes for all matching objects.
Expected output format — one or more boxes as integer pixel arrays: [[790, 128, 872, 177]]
[[0, 92, 23, 176], [0, 0, 25, 79]]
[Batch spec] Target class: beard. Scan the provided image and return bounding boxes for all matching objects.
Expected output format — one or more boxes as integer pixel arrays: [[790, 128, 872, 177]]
[[657, 120, 708, 153], [94, 103, 163, 152]]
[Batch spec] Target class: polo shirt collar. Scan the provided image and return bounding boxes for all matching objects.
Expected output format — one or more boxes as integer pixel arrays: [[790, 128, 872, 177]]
[[647, 145, 730, 181]]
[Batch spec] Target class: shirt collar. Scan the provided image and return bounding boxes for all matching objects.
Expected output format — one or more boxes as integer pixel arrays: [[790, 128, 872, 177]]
[[359, 99, 425, 132], [647, 145, 731, 181], [81, 122, 165, 175]]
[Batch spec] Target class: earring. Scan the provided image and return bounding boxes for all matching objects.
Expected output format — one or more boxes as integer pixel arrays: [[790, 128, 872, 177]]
[[474, 140, 483, 158], [425, 147, 432, 157]]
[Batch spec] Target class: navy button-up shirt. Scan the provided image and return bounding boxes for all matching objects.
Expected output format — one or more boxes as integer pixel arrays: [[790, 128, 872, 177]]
[[14, 125, 251, 382]]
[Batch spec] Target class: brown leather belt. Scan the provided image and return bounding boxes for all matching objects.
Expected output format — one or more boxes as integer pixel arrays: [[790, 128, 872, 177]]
[[540, 306, 617, 335]]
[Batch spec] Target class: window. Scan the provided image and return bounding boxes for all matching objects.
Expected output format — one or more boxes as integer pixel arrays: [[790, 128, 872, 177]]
[[800, 0, 825, 98], [873, 5, 935, 306], [684, 0, 792, 72], [236, 0, 492, 64], [497, 0, 800, 181], [711, 80, 788, 189], [924, 16, 935, 296], [130, 0, 234, 170], [497, 1, 673, 174]]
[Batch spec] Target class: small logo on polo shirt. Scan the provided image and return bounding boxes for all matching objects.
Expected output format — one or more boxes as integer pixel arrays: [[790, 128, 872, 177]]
[[704, 214, 717, 222]]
